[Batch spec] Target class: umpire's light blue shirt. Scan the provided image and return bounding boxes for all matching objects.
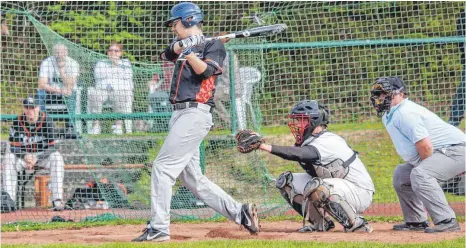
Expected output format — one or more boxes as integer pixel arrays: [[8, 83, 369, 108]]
[[382, 99, 465, 165]]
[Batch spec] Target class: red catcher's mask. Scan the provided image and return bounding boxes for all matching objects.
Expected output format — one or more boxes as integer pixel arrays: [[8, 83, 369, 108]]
[[288, 114, 311, 146]]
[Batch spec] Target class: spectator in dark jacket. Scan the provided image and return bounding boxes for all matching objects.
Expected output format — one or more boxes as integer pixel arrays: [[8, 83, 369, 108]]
[[2, 95, 66, 210]]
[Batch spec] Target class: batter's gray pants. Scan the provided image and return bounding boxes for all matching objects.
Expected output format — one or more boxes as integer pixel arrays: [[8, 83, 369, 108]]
[[2, 151, 65, 202], [150, 106, 243, 234], [393, 144, 465, 224]]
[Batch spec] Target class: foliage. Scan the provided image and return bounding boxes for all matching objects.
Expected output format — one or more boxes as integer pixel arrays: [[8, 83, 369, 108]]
[[46, 1, 151, 62], [1, 2, 464, 122], [126, 169, 151, 206]]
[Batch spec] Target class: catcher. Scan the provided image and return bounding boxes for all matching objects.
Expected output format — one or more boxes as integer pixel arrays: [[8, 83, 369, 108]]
[[236, 100, 375, 233]]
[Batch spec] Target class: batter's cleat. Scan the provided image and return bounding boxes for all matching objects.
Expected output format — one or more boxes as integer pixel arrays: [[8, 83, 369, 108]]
[[424, 219, 461, 233], [240, 203, 260, 234], [132, 221, 170, 242], [393, 221, 429, 231], [345, 218, 373, 233]]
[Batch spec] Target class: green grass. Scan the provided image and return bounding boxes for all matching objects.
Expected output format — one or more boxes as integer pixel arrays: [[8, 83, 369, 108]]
[[2, 238, 465, 248], [226, 121, 465, 204], [259, 121, 385, 135], [2, 214, 464, 233], [0, 215, 404, 233], [1, 216, 230, 232]]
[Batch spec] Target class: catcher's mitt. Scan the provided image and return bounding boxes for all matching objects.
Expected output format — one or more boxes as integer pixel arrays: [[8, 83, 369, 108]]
[[235, 130, 264, 153]]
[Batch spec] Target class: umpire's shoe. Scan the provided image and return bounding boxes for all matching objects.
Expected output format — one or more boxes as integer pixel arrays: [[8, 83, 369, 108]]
[[132, 221, 170, 242], [240, 203, 260, 234], [424, 219, 461, 233], [393, 221, 429, 231]]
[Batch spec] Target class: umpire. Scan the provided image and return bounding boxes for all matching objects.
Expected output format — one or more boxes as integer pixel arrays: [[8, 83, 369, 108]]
[[370, 77, 465, 233]]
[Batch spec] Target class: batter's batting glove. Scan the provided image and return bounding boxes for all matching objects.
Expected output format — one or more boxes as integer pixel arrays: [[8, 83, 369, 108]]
[[235, 129, 264, 153], [178, 34, 205, 52], [182, 48, 192, 56]]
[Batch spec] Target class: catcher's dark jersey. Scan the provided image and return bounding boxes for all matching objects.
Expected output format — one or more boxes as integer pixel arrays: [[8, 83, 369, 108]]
[[9, 112, 56, 158], [161, 38, 226, 107]]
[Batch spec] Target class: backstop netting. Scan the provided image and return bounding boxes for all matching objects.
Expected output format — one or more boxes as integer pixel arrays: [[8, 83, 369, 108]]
[[0, 1, 464, 223]]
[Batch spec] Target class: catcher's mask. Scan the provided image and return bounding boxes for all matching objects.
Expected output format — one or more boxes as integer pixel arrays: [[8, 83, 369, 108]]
[[370, 77, 406, 116], [288, 100, 329, 146]]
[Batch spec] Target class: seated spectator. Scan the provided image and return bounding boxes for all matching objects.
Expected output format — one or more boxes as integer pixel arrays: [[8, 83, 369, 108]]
[[37, 43, 80, 135], [2, 96, 66, 211], [87, 41, 134, 135]]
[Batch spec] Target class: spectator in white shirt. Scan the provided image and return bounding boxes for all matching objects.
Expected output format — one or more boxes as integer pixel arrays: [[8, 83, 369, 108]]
[[37, 43, 80, 133], [87, 41, 134, 135]]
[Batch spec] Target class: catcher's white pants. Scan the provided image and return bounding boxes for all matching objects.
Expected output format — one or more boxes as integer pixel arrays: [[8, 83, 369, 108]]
[[2, 151, 65, 202], [87, 88, 133, 134], [288, 173, 373, 227], [150, 106, 243, 234]]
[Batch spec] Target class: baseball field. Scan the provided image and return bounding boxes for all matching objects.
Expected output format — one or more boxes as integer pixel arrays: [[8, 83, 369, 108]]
[[1, 1, 466, 248]]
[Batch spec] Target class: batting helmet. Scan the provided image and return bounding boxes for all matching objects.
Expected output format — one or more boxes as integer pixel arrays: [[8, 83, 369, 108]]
[[165, 2, 204, 28], [370, 76, 406, 116], [288, 100, 329, 145]]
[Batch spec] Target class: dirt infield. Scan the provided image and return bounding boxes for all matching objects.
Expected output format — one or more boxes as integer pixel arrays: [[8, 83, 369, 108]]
[[2, 221, 464, 245], [1, 202, 464, 223]]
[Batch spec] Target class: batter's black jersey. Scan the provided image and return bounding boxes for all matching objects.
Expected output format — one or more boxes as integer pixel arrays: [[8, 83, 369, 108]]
[[9, 112, 56, 158], [161, 38, 226, 107]]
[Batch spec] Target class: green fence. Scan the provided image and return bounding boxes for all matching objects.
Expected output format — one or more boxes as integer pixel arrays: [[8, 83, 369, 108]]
[[0, 1, 464, 224]]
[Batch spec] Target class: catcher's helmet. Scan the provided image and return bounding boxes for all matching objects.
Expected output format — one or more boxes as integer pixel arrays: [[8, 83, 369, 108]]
[[370, 76, 406, 116], [288, 100, 329, 145], [165, 2, 204, 28]]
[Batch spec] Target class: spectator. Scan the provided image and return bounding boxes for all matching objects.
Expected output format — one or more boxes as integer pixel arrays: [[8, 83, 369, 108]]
[[2, 95, 66, 211], [37, 43, 80, 135], [213, 33, 262, 131], [212, 33, 243, 128], [87, 41, 134, 135], [1, 10, 9, 36], [448, 11, 465, 127]]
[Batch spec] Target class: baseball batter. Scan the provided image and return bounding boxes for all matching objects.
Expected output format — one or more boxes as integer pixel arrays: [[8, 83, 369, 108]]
[[236, 100, 375, 233], [132, 2, 259, 242], [370, 77, 465, 233]]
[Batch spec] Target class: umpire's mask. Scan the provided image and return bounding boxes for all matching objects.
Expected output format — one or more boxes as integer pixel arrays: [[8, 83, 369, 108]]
[[370, 77, 407, 117]]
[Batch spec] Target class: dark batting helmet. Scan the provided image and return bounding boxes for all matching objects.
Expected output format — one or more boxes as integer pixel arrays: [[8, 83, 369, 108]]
[[288, 100, 329, 145], [165, 2, 204, 28]]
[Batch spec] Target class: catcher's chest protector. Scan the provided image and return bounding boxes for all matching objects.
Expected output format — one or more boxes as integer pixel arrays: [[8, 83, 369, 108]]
[[300, 132, 356, 179]]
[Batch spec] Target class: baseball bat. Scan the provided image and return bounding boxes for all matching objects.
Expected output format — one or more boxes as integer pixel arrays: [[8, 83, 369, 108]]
[[206, 24, 287, 41]]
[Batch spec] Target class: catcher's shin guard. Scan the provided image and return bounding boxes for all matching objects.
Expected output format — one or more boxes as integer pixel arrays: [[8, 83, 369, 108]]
[[277, 172, 331, 232], [276, 171, 303, 215], [303, 177, 359, 230], [301, 199, 334, 232]]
